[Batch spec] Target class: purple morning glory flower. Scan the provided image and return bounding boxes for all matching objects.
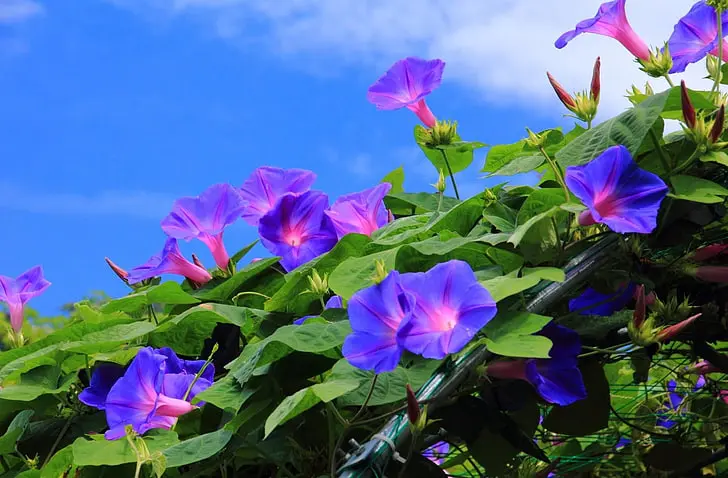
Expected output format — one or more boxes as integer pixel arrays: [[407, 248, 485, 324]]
[[367, 57, 445, 128], [569, 282, 636, 316], [258, 190, 338, 272], [565, 145, 668, 234], [487, 324, 586, 406], [656, 378, 705, 428], [423, 441, 450, 466], [239, 166, 316, 227], [127, 238, 213, 285], [0, 266, 51, 332], [294, 295, 344, 325], [555, 0, 651, 61], [325, 183, 392, 239], [102, 347, 214, 440], [397, 260, 497, 360], [342, 271, 413, 373], [667, 1, 728, 73], [78, 363, 125, 410], [161, 183, 245, 270]]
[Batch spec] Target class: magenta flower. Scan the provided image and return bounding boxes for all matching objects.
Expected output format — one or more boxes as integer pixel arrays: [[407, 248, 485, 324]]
[[325, 183, 392, 238], [668, 1, 728, 73], [555, 0, 650, 61], [91, 347, 214, 440], [565, 145, 668, 234], [486, 324, 586, 406], [161, 184, 245, 270], [127, 238, 212, 285], [258, 190, 338, 272], [397, 260, 497, 360], [343, 271, 413, 373], [367, 57, 445, 128], [294, 295, 344, 325], [0, 266, 51, 332], [239, 166, 316, 226]]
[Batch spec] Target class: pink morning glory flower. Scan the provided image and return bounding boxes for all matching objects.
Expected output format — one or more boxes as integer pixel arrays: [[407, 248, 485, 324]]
[[486, 324, 586, 406], [325, 183, 392, 239], [342, 271, 414, 373], [668, 1, 728, 73], [0, 266, 51, 332], [84, 347, 214, 440], [161, 183, 245, 270], [257, 190, 338, 272], [555, 0, 650, 61], [397, 260, 497, 360], [127, 238, 213, 285], [239, 166, 316, 227], [367, 57, 445, 128], [565, 145, 668, 234]]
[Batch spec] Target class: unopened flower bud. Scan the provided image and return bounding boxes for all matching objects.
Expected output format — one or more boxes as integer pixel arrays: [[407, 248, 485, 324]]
[[707, 54, 723, 82], [432, 169, 447, 194], [685, 360, 721, 375], [682, 80, 697, 129], [710, 104, 725, 143], [525, 128, 546, 149], [428, 120, 458, 146], [547, 72, 577, 110], [707, 0, 728, 10], [105, 257, 129, 285], [656, 313, 701, 343], [691, 243, 728, 261], [689, 265, 728, 283], [405, 384, 425, 431], [590, 57, 601, 103], [191, 253, 206, 270], [483, 188, 498, 207], [387, 209, 394, 223], [638, 44, 673, 78], [307, 269, 329, 297], [633, 284, 647, 329]]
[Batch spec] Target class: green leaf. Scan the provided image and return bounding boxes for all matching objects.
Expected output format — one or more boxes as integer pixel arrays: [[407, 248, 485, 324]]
[[384, 192, 460, 214], [484, 335, 553, 358], [71, 430, 179, 466], [415, 125, 487, 174], [490, 155, 544, 177], [61, 321, 156, 354], [381, 166, 405, 194], [162, 429, 234, 468], [230, 240, 259, 265], [0, 366, 76, 401], [194, 257, 280, 302], [670, 174, 728, 204], [508, 206, 562, 248], [484, 312, 552, 339], [329, 358, 441, 406], [265, 234, 371, 314], [192, 375, 259, 412], [700, 151, 728, 167], [556, 89, 672, 168], [40, 444, 74, 478], [102, 281, 200, 314], [264, 379, 361, 438], [542, 361, 610, 436], [0, 410, 33, 454], [329, 248, 400, 299], [481, 267, 564, 302], [482, 129, 563, 174]]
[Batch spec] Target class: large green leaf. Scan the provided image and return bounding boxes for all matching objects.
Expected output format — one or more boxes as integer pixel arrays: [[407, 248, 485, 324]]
[[329, 358, 441, 406], [484, 335, 553, 359], [556, 89, 672, 168], [381, 166, 405, 194], [71, 430, 179, 466], [264, 379, 361, 437], [230, 240, 259, 265], [102, 281, 200, 314], [0, 410, 33, 454], [482, 128, 564, 174], [384, 192, 460, 214], [415, 125, 487, 174], [192, 376, 259, 412], [484, 312, 552, 339], [194, 257, 280, 302], [631, 86, 716, 119], [162, 429, 233, 467], [0, 366, 76, 401], [670, 175, 728, 204], [481, 267, 565, 302], [61, 321, 156, 355]]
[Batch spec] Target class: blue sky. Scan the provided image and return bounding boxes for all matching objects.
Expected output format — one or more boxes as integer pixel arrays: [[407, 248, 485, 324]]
[[0, 0, 706, 316]]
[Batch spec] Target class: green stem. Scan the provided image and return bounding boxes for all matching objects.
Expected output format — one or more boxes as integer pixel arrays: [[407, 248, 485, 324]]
[[0, 456, 8, 473], [148, 306, 158, 326], [655, 197, 674, 238], [715, 9, 724, 95], [538, 146, 570, 202], [42, 415, 74, 468], [182, 343, 218, 402], [649, 127, 672, 174], [672, 148, 703, 175], [664, 74, 675, 88], [351, 375, 378, 423], [438, 149, 460, 200], [398, 430, 418, 478], [587, 119, 592, 130]]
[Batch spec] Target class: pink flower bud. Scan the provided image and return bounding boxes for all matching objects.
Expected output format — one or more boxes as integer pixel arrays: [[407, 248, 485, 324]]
[[692, 243, 728, 262], [681, 80, 696, 129], [105, 257, 129, 284], [547, 72, 577, 110], [695, 266, 728, 283], [656, 313, 701, 343], [191, 253, 206, 270], [711, 104, 726, 143], [405, 384, 420, 425], [686, 360, 720, 375], [590, 57, 601, 102]]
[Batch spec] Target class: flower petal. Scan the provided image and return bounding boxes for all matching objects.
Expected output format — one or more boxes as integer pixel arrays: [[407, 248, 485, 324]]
[[568, 283, 635, 316], [240, 167, 316, 226], [325, 183, 392, 238], [527, 359, 587, 406], [78, 363, 125, 410], [667, 1, 728, 73], [367, 57, 445, 110]]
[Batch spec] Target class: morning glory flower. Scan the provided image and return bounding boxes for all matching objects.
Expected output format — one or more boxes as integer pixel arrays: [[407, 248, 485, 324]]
[[656, 378, 705, 428], [423, 441, 450, 466], [294, 295, 344, 325], [99, 347, 214, 440], [397, 260, 497, 360], [555, 0, 650, 61], [239, 166, 316, 226], [367, 57, 445, 128], [127, 238, 212, 285], [565, 145, 668, 234], [486, 324, 587, 406], [667, 1, 728, 73], [325, 183, 392, 238], [78, 363, 125, 410], [161, 183, 246, 270], [569, 283, 636, 316], [0, 266, 51, 332], [342, 271, 413, 373], [258, 190, 338, 272]]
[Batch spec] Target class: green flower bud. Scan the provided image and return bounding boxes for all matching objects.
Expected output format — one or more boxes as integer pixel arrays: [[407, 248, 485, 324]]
[[638, 44, 673, 78]]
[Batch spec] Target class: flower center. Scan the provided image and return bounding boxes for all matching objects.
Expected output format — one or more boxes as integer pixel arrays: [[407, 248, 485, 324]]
[[435, 307, 459, 331], [284, 228, 305, 247]]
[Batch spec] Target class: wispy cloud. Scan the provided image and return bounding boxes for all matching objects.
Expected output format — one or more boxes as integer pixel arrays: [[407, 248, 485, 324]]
[[107, 0, 707, 119], [0, 0, 44, 24], [0, 181, 176, 220]]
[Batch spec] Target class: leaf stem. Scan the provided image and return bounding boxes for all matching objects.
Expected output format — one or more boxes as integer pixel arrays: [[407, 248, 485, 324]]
[[664, 74, 675, 88], [538, 146, 570, 202], [715, 9, 724, 95], [42, 415, 74, 468], [672, 148, 702, 175], [648, 127, 672, 174], [438, 149, 460, 200]]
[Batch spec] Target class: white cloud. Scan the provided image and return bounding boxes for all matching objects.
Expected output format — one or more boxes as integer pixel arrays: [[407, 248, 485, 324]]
[[0, 181, 176, 219], [0, 0, 43, 24], [107, 0, 715, 120]]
